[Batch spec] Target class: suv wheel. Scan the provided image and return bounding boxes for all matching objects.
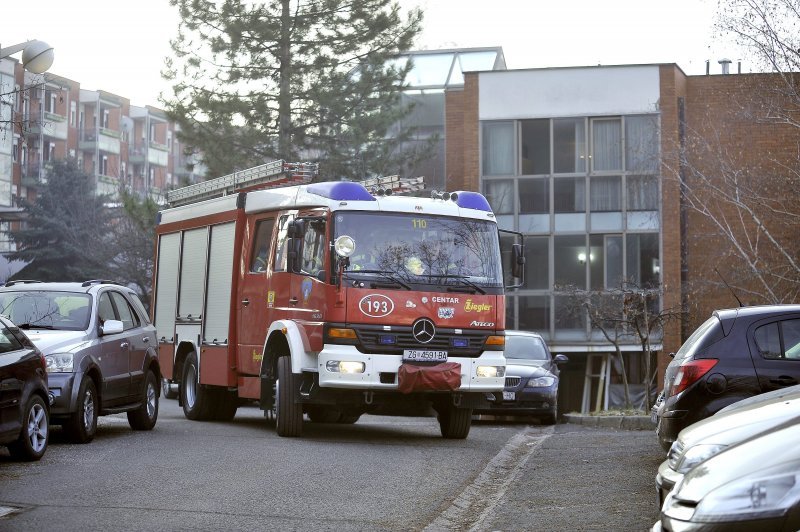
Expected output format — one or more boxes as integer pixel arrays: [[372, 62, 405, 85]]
[[128, 370, 159, 430], [65, 377, 98, 444], [8, 395, 49, 461]]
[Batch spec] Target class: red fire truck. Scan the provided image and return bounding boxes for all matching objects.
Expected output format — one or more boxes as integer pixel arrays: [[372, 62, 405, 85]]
[[153, 160, 524, 438]]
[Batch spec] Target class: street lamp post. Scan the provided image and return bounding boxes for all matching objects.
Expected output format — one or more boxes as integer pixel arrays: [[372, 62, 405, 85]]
[[0, 40, 54, 74]]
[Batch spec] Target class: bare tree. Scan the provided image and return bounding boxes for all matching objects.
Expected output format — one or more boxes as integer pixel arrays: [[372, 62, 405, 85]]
[[558, 281, 682, 411]]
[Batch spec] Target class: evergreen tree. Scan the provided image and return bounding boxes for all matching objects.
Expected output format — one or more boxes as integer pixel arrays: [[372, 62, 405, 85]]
[[9, 159, 115, 281], [162, 0, 425, 180]]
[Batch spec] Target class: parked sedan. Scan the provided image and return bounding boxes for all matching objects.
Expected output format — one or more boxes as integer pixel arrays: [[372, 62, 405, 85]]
[[656, 384, 800, 507], [655, 304, 800, 451], [476, 330, 568, 424], [0, 280, 161, 444], [657, 421, 800, 530], [0, 315, 49, 461]]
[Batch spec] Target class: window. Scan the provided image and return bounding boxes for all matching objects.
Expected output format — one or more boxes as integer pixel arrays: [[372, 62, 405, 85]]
[[627, 175, 658, 211], [592, 118, 622, 171], [590, 176, 621, 212], [554, 118, 586, 173], [250, 219, 275, 273], [625, 115, 659, 174], [626, 233, 659, 287], [0, 324, 23, 354], [554, 178, 585, 213], [70, 101, 76, 126], [110, 292, 139, 330], [519, 178, 549, 232], [483, 179, 513, 215], [518, 295, 550, 335], [554, 235, 587, 287], [273, 215, 293, 272], [301, 220, 326, 276], [524, 236, 549, 290], [98, 293, 116, 325], [102, 109, 109, 129], [520, 119, 549, 175], [482, 122, 514, 175], [755, 319, 800, 360]]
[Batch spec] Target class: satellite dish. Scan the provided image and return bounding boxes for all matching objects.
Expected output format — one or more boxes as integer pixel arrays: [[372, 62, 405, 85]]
[[120, 116, 134, 133]]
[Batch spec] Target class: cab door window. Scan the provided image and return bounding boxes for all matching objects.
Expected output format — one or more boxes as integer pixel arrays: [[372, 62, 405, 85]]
[[250, 218, 275, 273], [273, 215, 293, 272], [110, 292, 138, 331], [97, 293, 117, 326], [301, 220, 326, 276]]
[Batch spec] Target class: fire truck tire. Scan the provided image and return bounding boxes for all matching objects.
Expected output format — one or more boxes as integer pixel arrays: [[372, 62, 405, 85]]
[[438, 406, 473, 439], [306, 406, 342, 423], [337, 412, 362, 424], [211, 389, 238, 421], [127, 370, 159, 430], [181, 351, 213, 421], [275, 356, 303, 437]]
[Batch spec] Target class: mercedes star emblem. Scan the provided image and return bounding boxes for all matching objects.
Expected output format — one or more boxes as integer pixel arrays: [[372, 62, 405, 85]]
[[412, 318, 436, 344]]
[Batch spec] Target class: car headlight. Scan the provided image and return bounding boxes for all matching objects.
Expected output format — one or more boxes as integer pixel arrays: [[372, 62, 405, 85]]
[[674, 444, 728, 474], [525, 376, 555, 388], [46, 353, 74, 373], [693, 472, 800, 522]]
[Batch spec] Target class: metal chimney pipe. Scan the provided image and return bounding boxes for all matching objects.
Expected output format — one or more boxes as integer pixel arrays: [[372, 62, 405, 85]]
[[706, 60, 710, 75], [719, 58, 732, 75]]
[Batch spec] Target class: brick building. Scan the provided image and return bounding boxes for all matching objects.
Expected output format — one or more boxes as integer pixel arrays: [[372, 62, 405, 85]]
[[440, 62, 799, 413]]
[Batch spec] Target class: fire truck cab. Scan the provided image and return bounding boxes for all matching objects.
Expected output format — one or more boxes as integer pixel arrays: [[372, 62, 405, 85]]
[[153, 162, 523, 438]]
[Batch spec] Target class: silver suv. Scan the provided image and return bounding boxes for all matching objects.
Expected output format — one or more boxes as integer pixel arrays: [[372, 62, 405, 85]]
[[0, 280, 160, 443]]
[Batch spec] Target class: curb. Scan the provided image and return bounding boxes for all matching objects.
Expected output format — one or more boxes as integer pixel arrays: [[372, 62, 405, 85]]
[[563, 413, 655, 431]]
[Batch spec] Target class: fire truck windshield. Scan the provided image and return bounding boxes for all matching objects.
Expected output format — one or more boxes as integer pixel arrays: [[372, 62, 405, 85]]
[[333, 212, 503, 289]]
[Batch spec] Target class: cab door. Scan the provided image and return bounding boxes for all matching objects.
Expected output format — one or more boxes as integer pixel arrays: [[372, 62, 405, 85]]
[[237, 215, 277, 376], [290, 209, 330, 351]]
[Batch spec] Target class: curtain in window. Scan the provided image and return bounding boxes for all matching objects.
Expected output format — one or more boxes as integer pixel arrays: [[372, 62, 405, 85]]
[[483, 179, 514, 214], [590, 176, 621, 211], [482, 122, 514, 175], [554, 119, 586, 173], [625, 116, 658, 174], [627, 176, 658, 211], [592, 120, 622, 171]]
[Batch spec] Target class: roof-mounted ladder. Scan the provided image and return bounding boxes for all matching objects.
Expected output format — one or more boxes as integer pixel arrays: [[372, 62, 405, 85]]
[[165, 160, 319, 207]]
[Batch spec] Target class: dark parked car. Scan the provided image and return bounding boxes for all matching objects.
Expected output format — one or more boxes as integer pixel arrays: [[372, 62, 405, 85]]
[[654, 304, 800, 451], [476, 330, 568, 424], [656, 421, 800, 531], [0, 280, 161, 443], [0, 315, 49, 461]]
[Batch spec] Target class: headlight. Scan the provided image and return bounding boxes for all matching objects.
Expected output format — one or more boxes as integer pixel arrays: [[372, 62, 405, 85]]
[[675, 444, 728, 474], [693, 472, 800, 522], [325, 360, 365, 374], [525, 376, 555, 388], [46, 353, 74, 373], [334, 235, 356, 257], [476, 365, 505, 378]]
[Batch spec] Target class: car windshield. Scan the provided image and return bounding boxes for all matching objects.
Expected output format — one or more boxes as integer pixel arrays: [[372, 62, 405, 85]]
[[0, 291, 92, 331], [334, 211, 503, 289], [505, 335, 549, 361]]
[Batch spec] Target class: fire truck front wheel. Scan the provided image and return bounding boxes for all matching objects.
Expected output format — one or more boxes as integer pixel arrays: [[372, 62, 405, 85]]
[[181, 351, 213, 421], [437, 406, 473, 439], [275, 356, 303, 437]]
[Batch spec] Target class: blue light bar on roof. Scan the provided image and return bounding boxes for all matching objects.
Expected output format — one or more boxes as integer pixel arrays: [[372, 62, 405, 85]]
[[453, 191, 492, 212], [307, 182, 376, 201]]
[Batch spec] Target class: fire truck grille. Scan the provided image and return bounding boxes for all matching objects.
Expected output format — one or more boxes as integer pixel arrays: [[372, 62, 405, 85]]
[[353, 326, 492, 358]]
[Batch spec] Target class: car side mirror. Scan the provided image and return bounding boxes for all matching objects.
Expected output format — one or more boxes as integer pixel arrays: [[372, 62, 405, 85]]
[[554, 354, 569, 364], [100, 319, 123, 335], [669, 352, 676, 359]]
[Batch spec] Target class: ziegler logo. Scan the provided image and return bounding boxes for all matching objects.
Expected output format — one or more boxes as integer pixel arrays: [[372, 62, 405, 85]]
[[464, 299, 492, 313], [470, 320, 495, 327], [359, 294, 395, 318]]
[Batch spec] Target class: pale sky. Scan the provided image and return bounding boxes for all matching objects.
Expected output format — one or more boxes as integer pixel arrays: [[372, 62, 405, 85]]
[[3, 0, 741, 107]]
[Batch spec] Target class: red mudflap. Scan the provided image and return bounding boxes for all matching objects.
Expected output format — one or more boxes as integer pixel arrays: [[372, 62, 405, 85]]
[[397, 362, 462, 394]]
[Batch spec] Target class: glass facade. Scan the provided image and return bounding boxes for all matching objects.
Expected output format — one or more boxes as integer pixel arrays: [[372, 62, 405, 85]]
[[481, 115, 661, 342]]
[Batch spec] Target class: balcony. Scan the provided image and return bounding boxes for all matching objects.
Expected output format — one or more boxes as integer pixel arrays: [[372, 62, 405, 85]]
[[129, 141, 169, 167], [79, 127, 121, 155], [25, 111, 68, 140], [20, 161, 51, 187]]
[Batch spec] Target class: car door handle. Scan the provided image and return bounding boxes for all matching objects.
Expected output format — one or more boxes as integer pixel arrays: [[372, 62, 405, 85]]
[[242, 298, 250, 306], [770, 376, 797, 386], [120, 342, 129, 349], [289, 297, 299, 305], [142, 337, 149, 343]]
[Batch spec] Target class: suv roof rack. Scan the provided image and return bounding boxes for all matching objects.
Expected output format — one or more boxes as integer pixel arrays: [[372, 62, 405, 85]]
[[3, 280, 43, 286], [81, 280, 119, 287]]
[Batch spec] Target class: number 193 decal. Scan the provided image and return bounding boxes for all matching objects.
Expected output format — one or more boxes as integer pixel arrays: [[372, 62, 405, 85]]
[[359, 294, 395, 317]]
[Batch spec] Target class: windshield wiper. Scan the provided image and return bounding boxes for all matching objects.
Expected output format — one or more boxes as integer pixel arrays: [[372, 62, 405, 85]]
[[16, 323, 57, 330], [344, 269, 411, 290], [424, 274, 487, 295]]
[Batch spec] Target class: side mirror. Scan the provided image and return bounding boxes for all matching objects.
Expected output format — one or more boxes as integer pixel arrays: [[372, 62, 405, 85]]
[[669, 352, 676, 359], [100, 319, 123, 335], [286, 219, 304, 238], [554, 354, 569, 364], [511, 243, 525, 279]]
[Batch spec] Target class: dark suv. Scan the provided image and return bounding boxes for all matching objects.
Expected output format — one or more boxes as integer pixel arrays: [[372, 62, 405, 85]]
[[0, 280, 161, 443], [655, 304, 800, 451]]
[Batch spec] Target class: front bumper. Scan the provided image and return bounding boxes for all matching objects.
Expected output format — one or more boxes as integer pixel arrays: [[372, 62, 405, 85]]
[[476, 385, 558, 415], [46, 371, 78, 416], [655, 460, 682, 509], [316, 345, 505, 392]]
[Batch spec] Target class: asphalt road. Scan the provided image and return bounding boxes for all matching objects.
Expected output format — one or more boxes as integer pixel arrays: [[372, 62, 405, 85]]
[[0, 398, 664, 531]]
